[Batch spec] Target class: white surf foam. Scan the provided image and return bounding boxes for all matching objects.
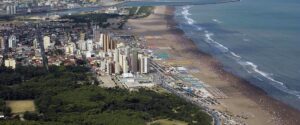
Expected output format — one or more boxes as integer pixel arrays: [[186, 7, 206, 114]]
[[182, 6, 194, 25], [197, 27, 204, 31], [239, 60, 300, 98], [240, 61, 284, 86], [181, 6, 203, 31], [204, 30, 229, 52], [230, 52, 241, 59], [212, 19, 222, 24]]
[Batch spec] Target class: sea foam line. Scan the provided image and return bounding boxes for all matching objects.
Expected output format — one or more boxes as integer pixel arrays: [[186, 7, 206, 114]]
[[204, 31, 229, 53], [180, 6, 300, 99], [181, 6, 203, 31], [208, 31, 300, 98], [212, 19, 222, 24]]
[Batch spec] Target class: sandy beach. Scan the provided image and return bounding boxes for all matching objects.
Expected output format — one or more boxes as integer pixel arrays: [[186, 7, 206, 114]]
[[126, 6, 300, 125]]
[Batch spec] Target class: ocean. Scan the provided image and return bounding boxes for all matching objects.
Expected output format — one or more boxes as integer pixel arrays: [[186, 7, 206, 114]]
[[173, 0, 300, 110]]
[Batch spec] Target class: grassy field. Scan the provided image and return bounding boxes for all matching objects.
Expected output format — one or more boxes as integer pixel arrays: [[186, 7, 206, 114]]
[[6, 100, 36, 114], [149, 119, 188, 125]]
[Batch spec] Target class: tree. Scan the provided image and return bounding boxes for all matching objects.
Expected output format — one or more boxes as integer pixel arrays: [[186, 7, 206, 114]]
[[24, 111, 39, 121], [2, 107, 11, 116]]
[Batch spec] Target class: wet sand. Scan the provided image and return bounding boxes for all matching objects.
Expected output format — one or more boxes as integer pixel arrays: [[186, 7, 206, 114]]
[[126, 6, 300, 125]]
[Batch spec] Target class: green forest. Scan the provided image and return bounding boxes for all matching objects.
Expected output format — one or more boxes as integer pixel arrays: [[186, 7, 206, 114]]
[[61, 13, 121, 28], [0, 65, 212, 125]]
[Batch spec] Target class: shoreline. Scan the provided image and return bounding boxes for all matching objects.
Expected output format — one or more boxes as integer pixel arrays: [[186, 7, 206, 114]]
[[165, 6, 300, 125], [126, 6, 300, 125]]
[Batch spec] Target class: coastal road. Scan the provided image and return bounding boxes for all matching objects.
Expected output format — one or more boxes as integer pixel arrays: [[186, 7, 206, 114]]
[[150, 60, 221, 125]]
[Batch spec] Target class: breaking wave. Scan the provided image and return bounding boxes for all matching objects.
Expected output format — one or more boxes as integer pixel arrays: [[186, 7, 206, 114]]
[[212, 19, 222, 24], [182, 6, 203, 31]]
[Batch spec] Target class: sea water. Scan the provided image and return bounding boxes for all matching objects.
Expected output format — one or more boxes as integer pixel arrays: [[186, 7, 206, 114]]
[[174, 0, 300, 110]]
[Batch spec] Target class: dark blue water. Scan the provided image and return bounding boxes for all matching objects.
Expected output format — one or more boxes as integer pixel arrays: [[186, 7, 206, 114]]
[[174, 0, 300, 110]]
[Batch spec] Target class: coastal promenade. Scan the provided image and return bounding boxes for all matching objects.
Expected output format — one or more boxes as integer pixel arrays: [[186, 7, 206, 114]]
[[150, 60, 238, 125]]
